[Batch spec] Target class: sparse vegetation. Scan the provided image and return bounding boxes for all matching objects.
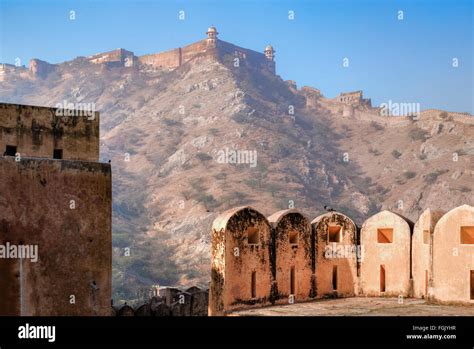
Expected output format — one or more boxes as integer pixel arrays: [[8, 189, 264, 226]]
[[439, 111, 449, 119], [162, 118, 182, 127], [409, 128, 430, 141], [370, 121, 385, 131], [243, 178, 259, 189], [271, 139, 293, 158], [195, 192, 219, 210], [404, 171, 417, 179], [368, 147, 382, 156], [195, 152, 213, 161], [231, 111, 249, 124], [214, 172, 227, 180], [454, 149, 467, 156], [391, 150, 402, 159], [424, 169, 449, 184], [375, 185, 390, 196], [209, 128, 219, 136]]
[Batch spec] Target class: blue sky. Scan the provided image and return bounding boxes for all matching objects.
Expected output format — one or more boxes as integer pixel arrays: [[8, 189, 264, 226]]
[[0, 0, 472, 113]]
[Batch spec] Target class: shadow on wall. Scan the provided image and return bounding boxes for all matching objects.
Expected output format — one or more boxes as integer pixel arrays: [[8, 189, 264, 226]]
[[209, 204, 474, 316]]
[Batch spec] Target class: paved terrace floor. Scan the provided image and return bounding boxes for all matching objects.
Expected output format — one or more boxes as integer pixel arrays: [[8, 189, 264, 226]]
[[232, 297, 474, 316]]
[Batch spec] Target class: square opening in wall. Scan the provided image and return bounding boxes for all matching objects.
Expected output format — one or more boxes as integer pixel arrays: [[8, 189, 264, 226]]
[[460, 227, 474, 244], [289, 231, 298, 245], [328, 225, 341, 243], [377, 228, 393, 243], [423, 230, 430, 245], [53, 149, 63, 159], [246, 227, 259, 245], [4, 145, 17, 156]]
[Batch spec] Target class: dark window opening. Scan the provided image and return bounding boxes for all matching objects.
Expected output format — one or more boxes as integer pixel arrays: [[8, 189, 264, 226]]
[[53, 149, 63, 159], [290, 267, 295, 295], [289, 231, 298, 245], [380, 265, 386, 292], [471, 271, 474, 300], [4, 145, 17, 156], [251, 271, 257, 298], [332, 265, 338, 290], [328, 225, 341, 243], [246, 227, 259, 245]]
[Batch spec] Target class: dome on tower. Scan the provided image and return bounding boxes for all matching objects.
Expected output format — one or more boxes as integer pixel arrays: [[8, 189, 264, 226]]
[[265, 44, 274, 52], [207, 26, 218, 34]]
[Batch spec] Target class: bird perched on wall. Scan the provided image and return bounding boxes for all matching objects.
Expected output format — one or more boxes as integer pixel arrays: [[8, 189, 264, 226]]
[[324, 205, 335, 212]]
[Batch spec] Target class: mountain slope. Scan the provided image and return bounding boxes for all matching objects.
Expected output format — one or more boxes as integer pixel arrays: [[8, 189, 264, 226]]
[[1, 45, 472, 300]]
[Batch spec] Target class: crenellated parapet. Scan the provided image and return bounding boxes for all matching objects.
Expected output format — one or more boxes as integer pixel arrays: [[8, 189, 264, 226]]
[[209, 204, 474, 315]]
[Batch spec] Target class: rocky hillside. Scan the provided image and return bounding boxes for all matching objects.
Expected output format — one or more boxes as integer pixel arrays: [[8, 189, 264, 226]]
[[1, 44, 472, 300]]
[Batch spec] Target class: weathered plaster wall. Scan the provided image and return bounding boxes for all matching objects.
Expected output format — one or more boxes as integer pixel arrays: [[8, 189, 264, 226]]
[[137, 39, 275, 75], [209, 207, 272, 315], [312, 212, 358, 298], [412, 209, 444, 299], [88, 48, 134, 66], [359, 211, 412, 297], [0, 157, 112, 315], [217, 40, 275, 74], [432, 205, 474, 303], [139, 48, 182, 70], [269, 210, 313, 304], [0, 103, 99, 162]]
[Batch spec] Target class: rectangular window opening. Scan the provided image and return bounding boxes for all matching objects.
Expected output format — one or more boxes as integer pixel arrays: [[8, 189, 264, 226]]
[[377, 228, 393, 243], [332, 265, 338, 290], [246, 227, 259, 245], [53, 149, 63, 159], [328, 225, 341, 243], [471, 270, 474, 300], [380, 265, 386, 292], [460, 227, 474, 244], [289, 231, 298, 245], [251, 271, 256, 298], [290, 267, 295, 295], [4, 145, 17, 156]]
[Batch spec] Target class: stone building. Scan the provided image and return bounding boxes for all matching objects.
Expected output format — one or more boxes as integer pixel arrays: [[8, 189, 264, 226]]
[[431, 205, 474, 303], [18, 27, 277, 77], [412, 208, 445, 299], [87, 48, 135, 68], [209, 206, 273, 316], [0, 102, 111, 315], [359, 211, 413, 297], [311, 211, 359, 298], [268, 209, 313, 304], [337, 90, 371, 108], [206, 26, 219, 48]]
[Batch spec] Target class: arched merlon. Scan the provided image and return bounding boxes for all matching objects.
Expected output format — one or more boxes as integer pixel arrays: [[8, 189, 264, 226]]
[[209, 206, 272, 315], [311, 211, 359, 297], [268, 209, 313, 303], [360, 210, 413, 297], [432, 205, 474, 303]]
